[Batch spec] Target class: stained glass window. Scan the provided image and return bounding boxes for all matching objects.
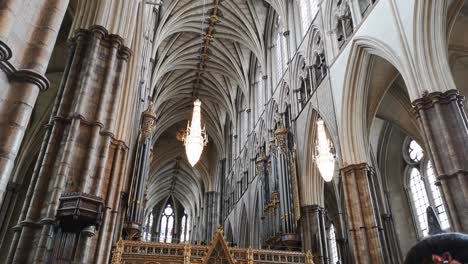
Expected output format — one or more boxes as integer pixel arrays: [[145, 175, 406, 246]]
[[159, 203, 174, 243]]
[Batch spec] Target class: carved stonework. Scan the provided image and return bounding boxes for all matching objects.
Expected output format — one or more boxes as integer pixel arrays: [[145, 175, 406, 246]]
[[9, 24, 132, 264], [275, 127, 288, 153], [141, 102, 157, 139], [341, 163, 384, 263], [334, 0, 354, 47], [412, 89, 468, 232]]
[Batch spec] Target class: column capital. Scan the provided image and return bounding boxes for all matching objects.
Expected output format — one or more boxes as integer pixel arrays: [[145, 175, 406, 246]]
[[412, 89, 464, 116], [340, 162, 369, 174], [71, 25, 132, 61]]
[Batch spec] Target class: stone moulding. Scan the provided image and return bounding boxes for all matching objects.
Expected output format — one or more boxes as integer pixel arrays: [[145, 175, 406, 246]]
[[71, 25, 132, 61], [411, 89, 465, 115], [0, 39, 50, 91]]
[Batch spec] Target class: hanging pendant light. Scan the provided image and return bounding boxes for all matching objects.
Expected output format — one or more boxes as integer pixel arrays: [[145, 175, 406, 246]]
[[184, 99, 208, 166], [315, 118, 335, 182]]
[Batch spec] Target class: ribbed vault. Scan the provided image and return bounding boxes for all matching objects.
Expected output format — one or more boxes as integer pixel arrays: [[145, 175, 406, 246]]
[[148, 0, 276, 216]]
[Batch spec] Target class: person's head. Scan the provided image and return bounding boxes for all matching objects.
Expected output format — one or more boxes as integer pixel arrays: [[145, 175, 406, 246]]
[[404, 233, 468, 264]]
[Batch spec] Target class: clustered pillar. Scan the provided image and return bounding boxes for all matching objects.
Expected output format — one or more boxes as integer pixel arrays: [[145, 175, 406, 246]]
[[301, 205, 328, 264], [341, 163, 384, 264], [203, 191, 219, 242], [412, 90, 468, 233], [0, 0, 69, 206], [7, 25, 131, 264]]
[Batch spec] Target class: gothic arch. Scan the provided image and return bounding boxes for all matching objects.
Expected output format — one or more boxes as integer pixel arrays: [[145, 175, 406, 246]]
[[239, 203, 250, 247], [447, 0, 468, 110], [301, 109, 324, 206], [225, 220, 234, 244], [340, 37, 419, 165], [413, 0, 458, 95], [251, 182, 263, 248]]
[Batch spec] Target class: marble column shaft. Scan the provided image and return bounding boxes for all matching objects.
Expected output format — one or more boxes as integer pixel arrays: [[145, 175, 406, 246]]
[[0, 0, 69, 207], [341, 163, 384, 264], [7, 26, 131, 264], [204, 191, 219, 242], [412, 89, 468, 233], [301, 205, 328, 264]]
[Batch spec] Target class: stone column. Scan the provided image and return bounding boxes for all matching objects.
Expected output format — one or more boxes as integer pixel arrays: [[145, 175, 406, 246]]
[[203, 191, 219, 242], [151, 207, 159, 242], [7, 26, 131, 264], [124, 104, 156, 240], [412, 90, 468, 233], [341, 163, 384, 264], [301, 205, 328, 264], [0, 0, 69, 206]]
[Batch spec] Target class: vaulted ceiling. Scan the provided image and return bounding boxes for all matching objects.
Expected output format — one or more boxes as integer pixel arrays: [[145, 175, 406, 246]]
[[147, 0, 280, 215]]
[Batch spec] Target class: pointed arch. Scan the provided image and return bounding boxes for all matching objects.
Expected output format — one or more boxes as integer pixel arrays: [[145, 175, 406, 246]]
[[413, 0, 457, 95], [239, 203, 250, 247], [340, 37, 419, 165]]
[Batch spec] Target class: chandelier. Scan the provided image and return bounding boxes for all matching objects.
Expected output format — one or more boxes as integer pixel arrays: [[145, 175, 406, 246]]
[[315, 118, 335, 182], [184, 99, 208, 166]]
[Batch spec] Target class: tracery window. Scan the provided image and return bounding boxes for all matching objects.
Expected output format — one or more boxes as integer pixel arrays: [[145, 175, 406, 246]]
[[333, 0, 354, 48], [274, 17, 288, 84], [404, 139, 450, 238], [329, 223, 339, 264], [254, 65, 264, 121], [159, 203, 175, 243], [299, 0, 318, 36], [311, 31, 327, 89], [180, 211, 191, 242]]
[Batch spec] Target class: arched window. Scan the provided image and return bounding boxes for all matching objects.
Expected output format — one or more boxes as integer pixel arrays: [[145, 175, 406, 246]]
[[143, 212, 153, 241], [180, 210, 191, 242], [159, 203, 175, 243], [329, 223, 339, 264], [274, 17, 288, 84], [310, 31, 327, 89], [254, 65, 264, 121], [299, 0, 318, 36], [333, 0, 354, 48], [404, 139, 450, 238]]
